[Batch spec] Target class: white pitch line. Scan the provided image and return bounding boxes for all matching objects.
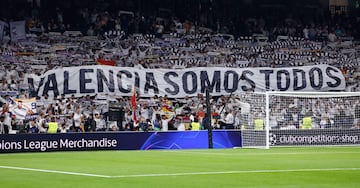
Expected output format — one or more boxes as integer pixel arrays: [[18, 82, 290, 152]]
[[162, 150, 360, 156], [1, 165, 360, 179], [110, 168, 360, 178], [0, 165, 112, 178]]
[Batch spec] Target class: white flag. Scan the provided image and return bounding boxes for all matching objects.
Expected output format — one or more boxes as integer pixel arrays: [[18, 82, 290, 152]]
[[9, 20, 26, 41]]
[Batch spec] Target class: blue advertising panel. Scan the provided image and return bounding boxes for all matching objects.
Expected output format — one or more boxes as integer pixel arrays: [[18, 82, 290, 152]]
[[140, 130, 241, 150], [0, 132, 136, 153], [0, 130, 241, 153]]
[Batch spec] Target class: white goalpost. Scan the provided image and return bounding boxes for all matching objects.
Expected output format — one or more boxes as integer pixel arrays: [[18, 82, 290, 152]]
[[240, 92, 360, 149]]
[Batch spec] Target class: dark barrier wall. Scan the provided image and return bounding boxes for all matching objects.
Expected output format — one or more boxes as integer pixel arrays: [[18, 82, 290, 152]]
[[0, 130, 241, 153]]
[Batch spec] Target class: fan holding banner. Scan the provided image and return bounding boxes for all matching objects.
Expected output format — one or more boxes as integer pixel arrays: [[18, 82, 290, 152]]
[[131, 85, 137, 122]]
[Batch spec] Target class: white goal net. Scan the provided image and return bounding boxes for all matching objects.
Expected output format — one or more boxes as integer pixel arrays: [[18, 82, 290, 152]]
[[235, 92, 268, 148], [239, 92, 360, 149]]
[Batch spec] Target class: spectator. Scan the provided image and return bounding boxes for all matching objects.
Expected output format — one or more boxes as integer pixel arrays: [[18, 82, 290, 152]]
[[72, 108, 83, 132], [218, 110, 235, 129], [84, 113, 96, 132], [152, 113, 162, 131], [0, 115, 6, 134], [95, 113, 106, 131], [161, 114, 173, 131], [328, 30, 337, 42], [190, 116, 201, 131], [353, 104, 360, 128], [26, 120, 39, 133]]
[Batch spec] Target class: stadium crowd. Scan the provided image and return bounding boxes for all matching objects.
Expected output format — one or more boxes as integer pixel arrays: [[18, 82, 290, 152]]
[[1, 0, 360, 134]]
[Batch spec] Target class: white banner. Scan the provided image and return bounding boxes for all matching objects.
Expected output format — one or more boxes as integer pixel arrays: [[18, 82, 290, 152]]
[[25, 65, 346, 98], [9, 21, 26, 41]]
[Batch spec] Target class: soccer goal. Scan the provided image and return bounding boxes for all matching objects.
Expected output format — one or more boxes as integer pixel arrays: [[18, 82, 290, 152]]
[[235, 92, 268, 148], [240, 91, 360, 149]]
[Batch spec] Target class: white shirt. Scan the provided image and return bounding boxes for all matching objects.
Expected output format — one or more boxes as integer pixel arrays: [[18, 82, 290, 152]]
[[1, 111, 12, 126], [177, 122, 185, 131], [73, 113, 81, 127], [0, 122, 4, 134], [225, 113, 234, 124], [140, 107, 149, 120], [161, 115, 173, 131], [95, 118, 106, 129], [12, 107, 27, 120], [161, 119, 169, 131]]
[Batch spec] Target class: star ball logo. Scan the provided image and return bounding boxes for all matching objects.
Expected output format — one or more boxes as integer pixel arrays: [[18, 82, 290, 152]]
[[269, 132, 277, 145]]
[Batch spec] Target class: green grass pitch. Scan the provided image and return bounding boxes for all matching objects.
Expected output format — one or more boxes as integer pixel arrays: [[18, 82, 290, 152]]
[[1, 146, 360, 188]]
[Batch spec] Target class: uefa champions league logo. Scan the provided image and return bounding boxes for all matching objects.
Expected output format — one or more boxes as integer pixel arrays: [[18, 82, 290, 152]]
[[269, 132, 277, 145]]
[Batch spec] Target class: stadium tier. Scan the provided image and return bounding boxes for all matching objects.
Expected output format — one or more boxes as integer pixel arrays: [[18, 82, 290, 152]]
[[0, 0, 359, 150]]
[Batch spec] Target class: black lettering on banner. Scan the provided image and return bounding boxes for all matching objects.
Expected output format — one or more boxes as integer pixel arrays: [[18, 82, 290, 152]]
[[277, 70, 290, 91], [134, 72, 140, 90], [200, 71, 221, 93], [97, 69, 114, 92], [79, 69, 95, 93], [26, 65, 345, 98], [27, 77, 45, 97], [224, 71, 238, 93], [43, 73, 59, 96], [293, 69, 306, 90], [116, 70, 132, 93], [326, 66, 342, 88], [144, 72, 159, 94], [241, 71, 256, 91], [182, 71, 197, 94], [164, 72, 179, 95], [309, 67, 323, 90], [260, 70, 273, 90], [63, 71, 77, 95]]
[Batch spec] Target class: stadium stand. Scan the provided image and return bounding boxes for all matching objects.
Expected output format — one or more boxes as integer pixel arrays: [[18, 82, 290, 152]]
[[0, 0, 360, 134]]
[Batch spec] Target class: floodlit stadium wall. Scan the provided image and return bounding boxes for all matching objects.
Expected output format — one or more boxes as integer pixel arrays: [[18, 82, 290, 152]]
[[0, 131, 241, 153]]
